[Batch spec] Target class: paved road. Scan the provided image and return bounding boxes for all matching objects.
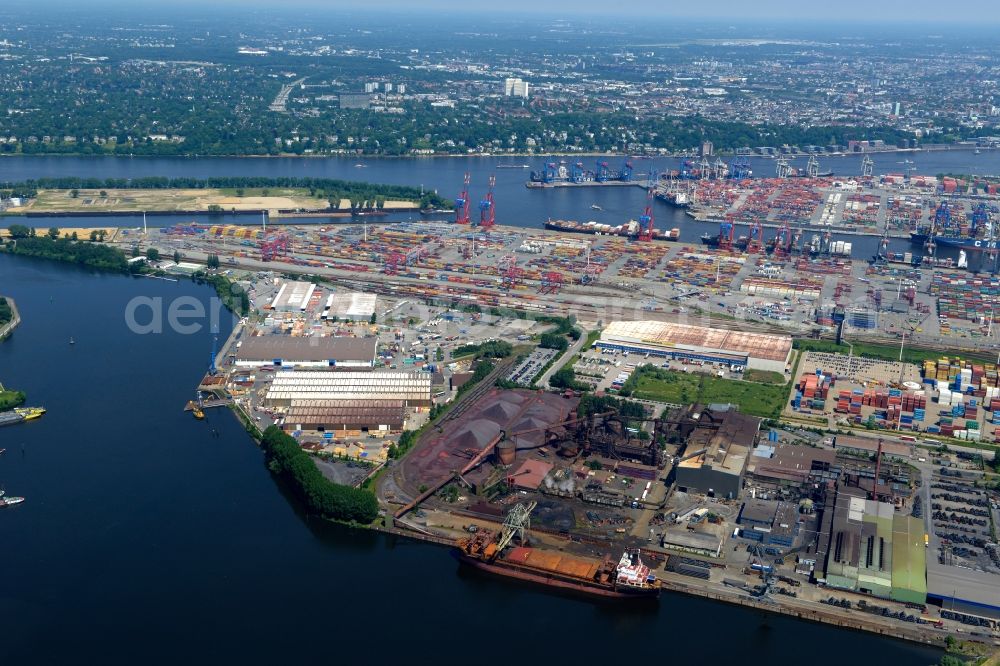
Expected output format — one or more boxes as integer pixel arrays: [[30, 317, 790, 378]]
[[536, 327, 589, 389]]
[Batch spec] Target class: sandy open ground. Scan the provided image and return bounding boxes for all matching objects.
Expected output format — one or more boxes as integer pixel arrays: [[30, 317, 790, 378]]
[[0, 226, 119, 240], [28, 188, 322, 213]]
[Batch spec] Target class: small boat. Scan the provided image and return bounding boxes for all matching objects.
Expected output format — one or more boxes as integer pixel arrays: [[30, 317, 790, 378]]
[[591, 204, 603, 211], [69, 337, 75, 345], [14, 407, 45, 421], [1, 496, 25, 507], [354, 163, 367, 168], [193, 407, 205, 420]]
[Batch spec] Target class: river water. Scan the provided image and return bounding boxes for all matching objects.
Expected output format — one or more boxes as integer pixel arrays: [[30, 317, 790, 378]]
[[0, 253, 944, 663], [1, 150, 999, 260]]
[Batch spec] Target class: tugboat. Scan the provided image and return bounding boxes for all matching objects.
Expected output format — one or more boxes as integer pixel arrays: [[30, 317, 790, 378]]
[[185, 399, 206, 420]]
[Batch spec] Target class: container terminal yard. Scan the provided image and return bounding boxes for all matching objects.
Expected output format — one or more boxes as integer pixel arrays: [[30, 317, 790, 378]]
[[12, 172, 1000, 651]]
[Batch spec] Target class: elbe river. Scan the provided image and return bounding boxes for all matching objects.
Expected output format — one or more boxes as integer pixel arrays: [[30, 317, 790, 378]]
[[2, 149, 1000, 258], [0, 152, 973, 664]]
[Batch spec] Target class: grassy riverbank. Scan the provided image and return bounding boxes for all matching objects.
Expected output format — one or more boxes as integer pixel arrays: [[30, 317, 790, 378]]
[[195, 271, 250, 317], [0, 388, 26, 410]]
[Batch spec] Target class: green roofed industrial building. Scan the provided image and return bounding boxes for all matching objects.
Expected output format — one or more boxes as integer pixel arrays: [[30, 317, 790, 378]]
[[891, 514, 927, 606], [822, 486, 925, 605]]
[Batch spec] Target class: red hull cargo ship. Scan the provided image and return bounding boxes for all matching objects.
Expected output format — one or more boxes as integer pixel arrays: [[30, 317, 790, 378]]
[[456, 530, 661, 599]]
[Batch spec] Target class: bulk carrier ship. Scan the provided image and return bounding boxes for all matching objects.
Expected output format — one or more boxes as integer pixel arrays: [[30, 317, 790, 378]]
[[455, 528, 661, 599]]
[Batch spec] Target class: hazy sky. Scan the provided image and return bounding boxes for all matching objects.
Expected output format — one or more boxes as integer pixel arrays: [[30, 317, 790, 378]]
[[15, 0, 1000, 23], [193, 0, 1000, 22], [10, 0, 1000, 25]]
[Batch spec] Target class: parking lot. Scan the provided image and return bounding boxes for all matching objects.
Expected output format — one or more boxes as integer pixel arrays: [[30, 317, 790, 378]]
[[916, 455, 1000, 632], [506, 347, 558, 386], [572, 345, 748, 395]]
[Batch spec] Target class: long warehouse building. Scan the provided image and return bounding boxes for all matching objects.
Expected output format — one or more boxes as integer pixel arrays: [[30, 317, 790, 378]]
[[236, 335, 377, 369], [595, 320, 792, 373], [264, 370, 432, 407], [283, 399, 407, 432]]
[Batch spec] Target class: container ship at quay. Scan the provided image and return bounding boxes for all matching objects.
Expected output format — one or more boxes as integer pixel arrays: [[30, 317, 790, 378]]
[[545, 218, 680, 241], [455, 529, 661, 599], [909, 230, 999, 251]]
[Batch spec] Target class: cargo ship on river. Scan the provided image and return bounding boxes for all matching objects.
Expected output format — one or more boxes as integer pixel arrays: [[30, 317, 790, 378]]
[[545, 218, 680, 241], [455, 529, 661, 599]]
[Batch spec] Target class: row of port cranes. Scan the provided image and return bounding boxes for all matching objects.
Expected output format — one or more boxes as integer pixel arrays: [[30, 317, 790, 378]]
[[454, 172, 496, 231], [710, 217, 825, 259], [670, 152, 840, 182], [910, 200, 1000, 273], [531, 159, 635, 185]]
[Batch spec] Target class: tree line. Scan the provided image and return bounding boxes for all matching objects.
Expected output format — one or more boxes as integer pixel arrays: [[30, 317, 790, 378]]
[[260, 426, 379, 524], [4, 235, 133, 273], [452, 340, 513, 359]]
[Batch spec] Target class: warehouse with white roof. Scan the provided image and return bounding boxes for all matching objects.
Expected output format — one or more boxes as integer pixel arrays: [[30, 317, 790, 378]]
[[270, 280, 317, 311], [595, 320, 792, 373], [323, 292, 377, 321], [264, 371, 432, 408]]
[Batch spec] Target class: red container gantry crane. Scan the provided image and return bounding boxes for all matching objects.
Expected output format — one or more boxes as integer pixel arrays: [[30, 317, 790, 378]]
[[479, 175, 496, 231], [455, 172, 471, 225]]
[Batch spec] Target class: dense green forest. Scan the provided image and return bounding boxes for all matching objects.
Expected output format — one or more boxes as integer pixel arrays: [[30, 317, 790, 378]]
[[0, 111, 923, 158], [4, 236, 132, 273], [260, 426, 379, 524]]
